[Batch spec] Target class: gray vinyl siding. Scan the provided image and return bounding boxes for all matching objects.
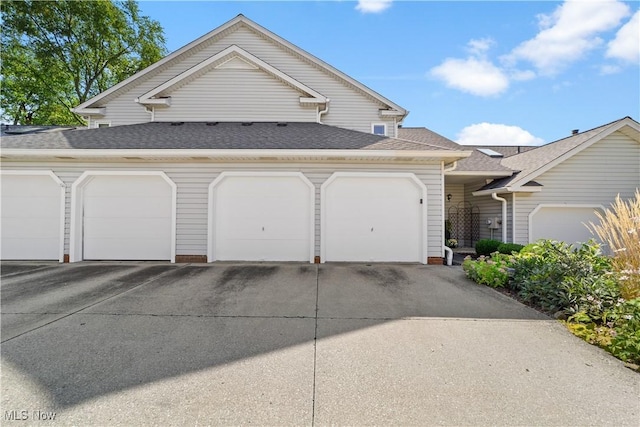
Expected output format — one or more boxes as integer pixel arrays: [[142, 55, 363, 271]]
[[153, 68, 317, 122], [514, 131, 639, 244], [2, 161, 442, 261], [444, 183, 464, 213], [90, 25, 397, 136]]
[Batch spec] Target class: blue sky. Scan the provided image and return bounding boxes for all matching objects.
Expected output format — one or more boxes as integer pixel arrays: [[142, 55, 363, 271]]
[[138, 1, 640, 145]]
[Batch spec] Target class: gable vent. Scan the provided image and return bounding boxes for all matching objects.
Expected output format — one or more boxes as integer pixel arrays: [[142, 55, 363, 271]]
[[170, 122, 184, 126]]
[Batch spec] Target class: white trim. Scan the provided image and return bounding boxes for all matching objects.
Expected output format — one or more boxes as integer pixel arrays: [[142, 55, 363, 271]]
[[1, 148, 470, 163], [74, 15, 406, 118], [74, 107, 106, 115], [207, 171, 315, 263], [320, 172, 428, 264], [136, 45, 327, 106], [0, 170, 66, 263], [472, 185, 543, 196], [528, 204, 605, 244], [371, 123, 387, 136], [70, 171, 177, 262]]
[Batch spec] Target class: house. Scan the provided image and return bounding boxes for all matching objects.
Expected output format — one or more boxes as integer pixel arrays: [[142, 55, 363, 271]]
[[1, 15, 637, 265], [0, 14, 470, 264], [400, 117, 640, 248]]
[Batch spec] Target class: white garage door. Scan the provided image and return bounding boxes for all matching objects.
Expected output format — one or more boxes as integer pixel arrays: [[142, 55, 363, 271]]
[[210, 173, 314, 262], [530, 206, 602, 246], [1, 172, 64, 260], [322, 173, 426, 263], [82, 175, 173, 260]]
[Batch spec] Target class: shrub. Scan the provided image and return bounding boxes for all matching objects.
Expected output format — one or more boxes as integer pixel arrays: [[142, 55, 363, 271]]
[[587, 190, 640, 299], [509, 239, 619, 316], [568, 298, 640, 364], [462, 253, 513, 288], [497, 243, 524, 255], [475, 239, 502, 256]]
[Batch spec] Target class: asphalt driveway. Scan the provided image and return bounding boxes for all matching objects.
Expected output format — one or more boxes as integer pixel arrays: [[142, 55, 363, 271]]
[[1, 262, 638, 426]]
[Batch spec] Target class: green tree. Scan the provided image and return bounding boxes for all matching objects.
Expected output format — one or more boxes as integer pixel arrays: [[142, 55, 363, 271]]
[[1, 0, 166, 125]]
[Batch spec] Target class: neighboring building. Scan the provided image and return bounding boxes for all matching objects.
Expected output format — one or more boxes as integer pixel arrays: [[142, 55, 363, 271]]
[[401, 117, 640, 248], [1, 15, 638, 264], [0, 15, 469, 264]]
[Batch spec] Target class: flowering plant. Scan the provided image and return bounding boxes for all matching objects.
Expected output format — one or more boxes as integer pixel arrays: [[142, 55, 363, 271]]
[[446, 238, 458, 248]]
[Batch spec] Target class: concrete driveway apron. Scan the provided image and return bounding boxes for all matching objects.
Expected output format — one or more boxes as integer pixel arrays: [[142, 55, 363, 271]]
[[1, 262, 638, 426]]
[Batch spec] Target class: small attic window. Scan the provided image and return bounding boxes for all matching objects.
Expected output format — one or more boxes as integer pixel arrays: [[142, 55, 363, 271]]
[[95, 121, 110, 128], [477, 148, 504, 158], [372, 123, 387, 136]]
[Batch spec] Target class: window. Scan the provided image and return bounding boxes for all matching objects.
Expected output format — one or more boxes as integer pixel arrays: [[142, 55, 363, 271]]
[[95, 121, 110, 129], [372, 123, 387, 136]]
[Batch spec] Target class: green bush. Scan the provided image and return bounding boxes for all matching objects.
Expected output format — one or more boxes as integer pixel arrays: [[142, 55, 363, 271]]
[[497, 243, 524, 255], [462, 253, 513, 288], [510, 240, 619, 317], [475, 239, 502, 256]]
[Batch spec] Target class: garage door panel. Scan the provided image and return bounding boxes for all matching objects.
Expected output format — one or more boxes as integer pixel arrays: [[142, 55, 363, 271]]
[[2, 238, 60, 260], [2, 217, 61, 238], [323, 175, 423, 263], [531, 206, 601, 246], [84, 196, 171, 217], [212, 174, 313, 262], [84, 218, 171, 239], [1, 174, 63, 260], [85, 176, 168, 196], [1, 197, 61, 218], [84, 237, 170, 260], [81, 174, 173, 261]]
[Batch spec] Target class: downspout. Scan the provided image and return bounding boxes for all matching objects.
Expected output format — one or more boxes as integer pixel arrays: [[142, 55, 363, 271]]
[[492, 192, 508, 243], [442, 161, 458, 266], [317, 99, 330, 124]]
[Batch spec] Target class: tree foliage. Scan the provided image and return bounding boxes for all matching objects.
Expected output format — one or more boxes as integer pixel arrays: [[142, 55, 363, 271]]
[[1, 0, 166, 125]]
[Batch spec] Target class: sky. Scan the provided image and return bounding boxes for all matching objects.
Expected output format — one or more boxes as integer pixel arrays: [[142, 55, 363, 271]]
[[137, 0, 640, 146]]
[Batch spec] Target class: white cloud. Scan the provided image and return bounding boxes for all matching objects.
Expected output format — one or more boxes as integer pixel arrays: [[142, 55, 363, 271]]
[[507, 0, 630, 75], [606, 10, 640, 63], [456, 123, 545, 146], [356, 0, 393, 14], [430, 39, 509, 97]]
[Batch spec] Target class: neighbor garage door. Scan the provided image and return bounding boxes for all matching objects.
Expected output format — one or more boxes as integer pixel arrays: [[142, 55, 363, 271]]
[[530, 205, 602, 246], [322, 173, 426, 263], [0, 171, 64, 261], [80, 174, 174, 260], [209, 172, 314, 262]]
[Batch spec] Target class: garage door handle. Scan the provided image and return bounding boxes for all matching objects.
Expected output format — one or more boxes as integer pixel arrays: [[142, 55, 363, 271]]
[[262, 227, 265, 231], [371, 227, 374, 232]]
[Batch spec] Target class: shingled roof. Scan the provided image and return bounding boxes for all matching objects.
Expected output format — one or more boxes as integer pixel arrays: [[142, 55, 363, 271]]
[[1, 122, 455, 151]]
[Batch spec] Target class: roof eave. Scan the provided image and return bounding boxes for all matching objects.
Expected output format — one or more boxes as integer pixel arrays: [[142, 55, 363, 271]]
[[0, 148, 471, 163]]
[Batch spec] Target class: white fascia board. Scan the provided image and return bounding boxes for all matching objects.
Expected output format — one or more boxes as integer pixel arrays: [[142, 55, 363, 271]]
[[137, 45, 326, 105], [135, 98, 171, 106], [472, 185, 543, 197], [1, 148, 470, 162], [379, 110, 405, 117], [506, 118, 640, 189], [72, 107, 106, 115], [446, 171, 512, 177]]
